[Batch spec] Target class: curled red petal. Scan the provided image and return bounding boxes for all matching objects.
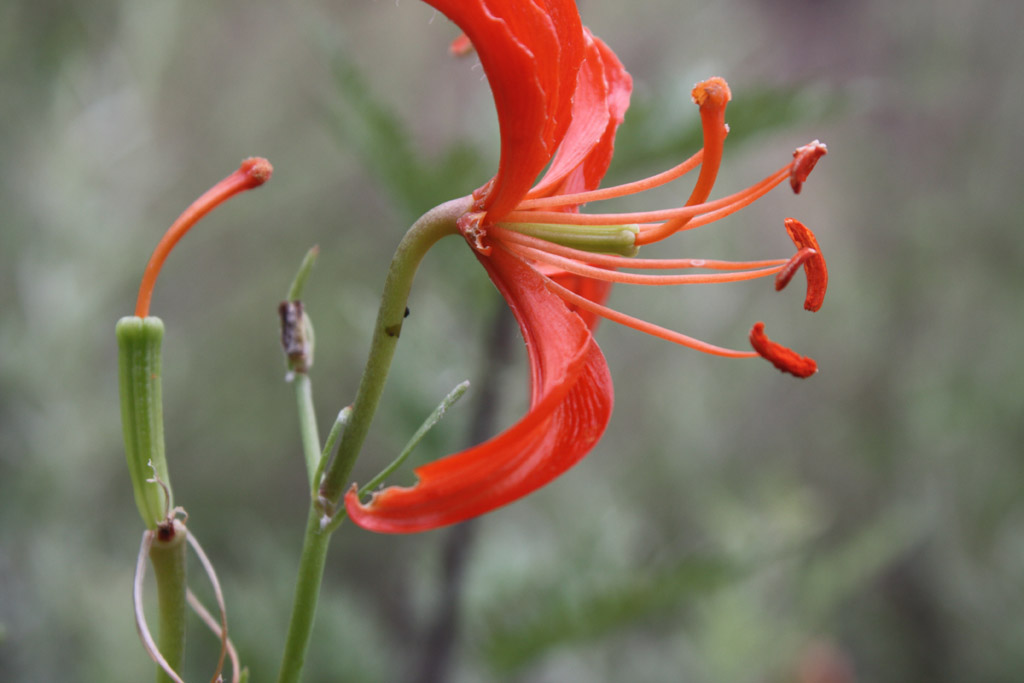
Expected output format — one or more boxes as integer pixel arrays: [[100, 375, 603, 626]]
[[749, 322, 818, 378], [531, 30, 633, 199], [424, 0, 585, 221], [346, 247, 613, 533], [783, 218, 828, 311]]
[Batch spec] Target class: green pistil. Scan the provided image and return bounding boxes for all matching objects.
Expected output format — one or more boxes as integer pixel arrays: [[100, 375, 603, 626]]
[[116, 315, 172, 529], [499, 221, 639, 257]]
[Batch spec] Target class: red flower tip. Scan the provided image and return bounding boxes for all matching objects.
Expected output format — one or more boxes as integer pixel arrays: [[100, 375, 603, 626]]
[[790, 140, 827, 194], [782, 218, 828, 311], [448, 32, 474, 57], [239, 157, 273, 187], [691, 77, 732, 110], [749, 322, 818, 378]]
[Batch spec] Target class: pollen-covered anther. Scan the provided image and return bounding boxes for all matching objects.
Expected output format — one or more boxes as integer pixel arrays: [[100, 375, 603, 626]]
[[783, 218, 828, 311], [749, 322, 818, 378], [790, 140, 827, 194], [691, 76, 732, 109]]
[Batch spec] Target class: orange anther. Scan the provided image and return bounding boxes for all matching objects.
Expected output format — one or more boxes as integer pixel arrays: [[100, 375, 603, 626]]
[[783, 218, 828, 312], [790, 140, 827, 194], [749, 322, 818, 378]]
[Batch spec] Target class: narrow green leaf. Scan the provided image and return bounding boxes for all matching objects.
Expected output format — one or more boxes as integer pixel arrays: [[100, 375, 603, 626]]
[[358, 380, 471, 496], [286, 245, 320, 302]]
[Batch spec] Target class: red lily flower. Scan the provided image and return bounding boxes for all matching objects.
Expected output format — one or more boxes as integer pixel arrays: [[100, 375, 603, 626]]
[[345, 0, 828, 533]]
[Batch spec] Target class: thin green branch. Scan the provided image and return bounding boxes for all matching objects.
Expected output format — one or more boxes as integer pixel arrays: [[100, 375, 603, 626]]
[[275, 508, 332, 683], [275, 196, 468, 683], [313, 407, 352, 500], [294, 374, 322, 489]]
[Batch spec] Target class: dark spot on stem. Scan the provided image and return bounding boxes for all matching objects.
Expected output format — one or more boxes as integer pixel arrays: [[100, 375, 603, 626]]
[[156, 520, 176, 542], [385, 322, 403, 338]]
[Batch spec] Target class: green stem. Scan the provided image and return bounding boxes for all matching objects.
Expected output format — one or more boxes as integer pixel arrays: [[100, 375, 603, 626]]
[[275, 508, 333, 683], [319, 196, 469, 504], [150, 524, 188, 683], [294, 373, 322, 490], [275, 197, 468, 683]]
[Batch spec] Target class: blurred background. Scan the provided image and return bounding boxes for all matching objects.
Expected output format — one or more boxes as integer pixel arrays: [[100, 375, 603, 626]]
[[2, 0, 1022, 680]]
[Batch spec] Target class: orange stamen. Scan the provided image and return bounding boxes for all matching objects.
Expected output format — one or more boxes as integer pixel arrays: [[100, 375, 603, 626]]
[[671, 166, 790, 233], [492, 226, 787, 271], [525, 255, 758, 359], [134, 158, 272, 317], [502, 242, 784, 286], [504, 164, 790, 228], [631, 77, 732, 243], [790, 140, 828, 194], [782, 218, 828, 311], [518, 150, 704, 210], [749, 321, 817, 377]]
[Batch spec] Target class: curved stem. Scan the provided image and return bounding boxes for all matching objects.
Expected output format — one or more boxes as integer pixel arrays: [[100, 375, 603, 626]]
[[275, 196, 469, 683], [319, 196, 470, 504]]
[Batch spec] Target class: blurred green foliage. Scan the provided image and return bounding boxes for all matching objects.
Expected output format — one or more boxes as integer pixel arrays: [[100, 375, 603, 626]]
[[2, 0, 1024, 681]]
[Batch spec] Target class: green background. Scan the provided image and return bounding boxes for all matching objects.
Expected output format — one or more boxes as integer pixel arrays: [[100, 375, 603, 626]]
[[1, 0, 1021, 680]]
